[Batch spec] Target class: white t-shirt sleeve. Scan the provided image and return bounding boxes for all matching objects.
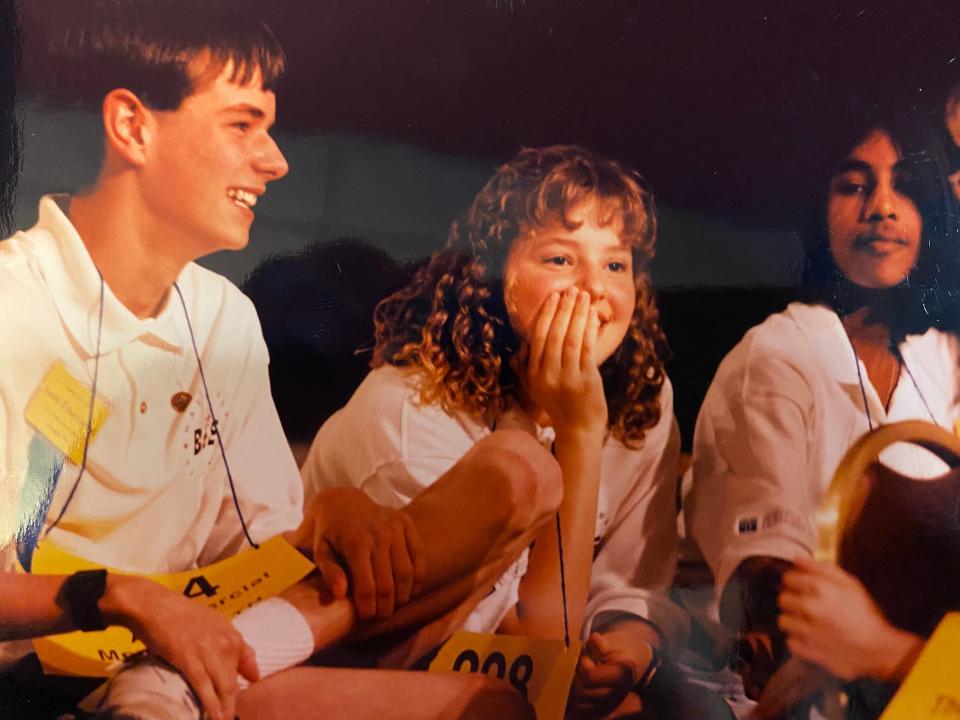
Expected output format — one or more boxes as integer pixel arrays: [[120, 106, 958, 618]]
[[687, 333, 817, 595], [302, 367, 482, 506], [583, 378, 689, 651]]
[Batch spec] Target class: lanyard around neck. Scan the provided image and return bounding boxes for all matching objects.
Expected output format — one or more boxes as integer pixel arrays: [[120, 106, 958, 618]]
[[848, 335, 937, 433], [45, 275, 259, 550]]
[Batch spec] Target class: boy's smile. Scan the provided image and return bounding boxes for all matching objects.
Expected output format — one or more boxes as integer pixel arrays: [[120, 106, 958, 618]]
[[140, 61, 288, 260]]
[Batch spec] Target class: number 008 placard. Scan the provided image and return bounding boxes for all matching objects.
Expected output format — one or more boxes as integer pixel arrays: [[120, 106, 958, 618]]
[[429, 630, 581, 720]]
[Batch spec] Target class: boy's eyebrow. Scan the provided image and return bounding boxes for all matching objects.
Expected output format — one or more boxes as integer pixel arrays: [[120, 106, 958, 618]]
[[219, 103, 267, 119]]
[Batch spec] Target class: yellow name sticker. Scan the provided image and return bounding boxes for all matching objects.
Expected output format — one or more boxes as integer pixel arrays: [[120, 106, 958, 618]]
[[429, 631, 581, 720], [28, 536, 315, 677], [881, 613, 960, 719], [26, 361, 110, 465]]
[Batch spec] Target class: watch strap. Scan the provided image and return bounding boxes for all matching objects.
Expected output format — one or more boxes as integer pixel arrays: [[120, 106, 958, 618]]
[[61, 568, 108, 631]]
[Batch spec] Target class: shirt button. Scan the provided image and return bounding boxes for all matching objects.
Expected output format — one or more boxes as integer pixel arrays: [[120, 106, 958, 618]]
[[140, 401, 148, 414]]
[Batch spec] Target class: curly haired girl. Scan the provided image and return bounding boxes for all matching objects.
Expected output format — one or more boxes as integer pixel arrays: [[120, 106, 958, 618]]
[[303, 145, 684, 717]]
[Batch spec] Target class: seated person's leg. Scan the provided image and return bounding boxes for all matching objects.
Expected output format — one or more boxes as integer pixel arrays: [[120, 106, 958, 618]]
[[237, 667, 535, 720], [283, 429, 563, 666]]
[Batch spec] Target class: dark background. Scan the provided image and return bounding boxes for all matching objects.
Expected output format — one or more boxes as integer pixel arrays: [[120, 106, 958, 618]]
[[11, 0, 960, 444], [258, 0, 960, 223]]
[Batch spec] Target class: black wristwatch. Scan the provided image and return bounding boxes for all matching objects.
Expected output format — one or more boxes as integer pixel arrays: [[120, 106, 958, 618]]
[[59, 569, 109, 631]]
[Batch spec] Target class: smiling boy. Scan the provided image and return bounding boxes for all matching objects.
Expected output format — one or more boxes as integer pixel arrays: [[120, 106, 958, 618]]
[[1, 3, 549, 718], [0, 4, 303, 717]]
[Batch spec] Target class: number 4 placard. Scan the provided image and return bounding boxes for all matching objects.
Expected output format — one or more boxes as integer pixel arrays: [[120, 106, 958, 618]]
[[429, 631, 581, 720], [28, 536, 314, 677]]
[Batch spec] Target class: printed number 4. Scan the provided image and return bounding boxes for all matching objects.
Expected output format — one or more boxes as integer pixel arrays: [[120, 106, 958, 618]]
[[453, 650, 534, 699], [183, 575, 219, 599]]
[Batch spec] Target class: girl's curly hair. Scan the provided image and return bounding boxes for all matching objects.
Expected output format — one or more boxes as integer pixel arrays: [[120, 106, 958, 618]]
[[373, 145, 669, 447]]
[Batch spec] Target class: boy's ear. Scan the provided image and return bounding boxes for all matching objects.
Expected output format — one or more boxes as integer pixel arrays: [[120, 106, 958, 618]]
[[101, 88, 153, 167]]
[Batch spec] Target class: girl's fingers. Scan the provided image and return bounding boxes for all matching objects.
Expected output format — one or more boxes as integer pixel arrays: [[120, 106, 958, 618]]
[[529, 291, 560, 370], [562, 291, 591, 370], [543, 287, 578, 369], [581, 307, 599, 370]]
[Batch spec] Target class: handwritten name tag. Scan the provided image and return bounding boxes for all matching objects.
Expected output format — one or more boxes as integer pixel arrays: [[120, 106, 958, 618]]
[[26, 361, 109, 465]]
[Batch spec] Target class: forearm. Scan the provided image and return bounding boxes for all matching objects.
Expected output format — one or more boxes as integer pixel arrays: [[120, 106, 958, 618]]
[[278, 575, 355, 650], [0, 573, 73, 640], [0, 571, 153, 641], [597, 615, 662, 653], [512, 427, 602, 639]]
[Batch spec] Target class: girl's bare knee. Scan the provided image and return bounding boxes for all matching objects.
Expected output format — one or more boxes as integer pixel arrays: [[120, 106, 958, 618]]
[[473, 430, 562, 530]]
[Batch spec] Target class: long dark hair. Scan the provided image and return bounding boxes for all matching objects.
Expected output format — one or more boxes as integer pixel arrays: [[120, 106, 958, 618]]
[[799, 101, 960, 338]]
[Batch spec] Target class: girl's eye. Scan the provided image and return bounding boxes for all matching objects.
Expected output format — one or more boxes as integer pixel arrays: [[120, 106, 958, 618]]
[[545, 256, 570, 266], [231, 122, 251, 133], [608, 261, 629, 272]]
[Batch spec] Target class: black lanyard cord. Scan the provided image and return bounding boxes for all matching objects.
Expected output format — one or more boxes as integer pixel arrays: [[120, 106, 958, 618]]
[[173, 281, 259, 550], [848, 336, 938, 433], [848, 335, 876, 433], [45, 275, 259, 550], [555, 511, 571, 648]]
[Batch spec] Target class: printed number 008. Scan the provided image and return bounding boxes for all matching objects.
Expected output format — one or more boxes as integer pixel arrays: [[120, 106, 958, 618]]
[[452, 649, 534, 699]]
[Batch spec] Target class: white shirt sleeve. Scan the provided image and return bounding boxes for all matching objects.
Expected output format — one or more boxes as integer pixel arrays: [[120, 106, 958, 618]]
[[686, 332, 818, 596], [583, 378, 690, 652], [302, 366, 483, 507]]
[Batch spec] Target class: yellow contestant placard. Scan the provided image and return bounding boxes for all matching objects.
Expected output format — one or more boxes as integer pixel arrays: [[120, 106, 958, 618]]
[[880, 613, 960, 719], [26, 361, 110, 465], [29, 536, 315, 677], [429, 630, 581, 720]]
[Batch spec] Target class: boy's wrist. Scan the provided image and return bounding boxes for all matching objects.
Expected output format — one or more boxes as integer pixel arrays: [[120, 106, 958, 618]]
[[99, 573, 148, 630], [58, 569, 109, 631]]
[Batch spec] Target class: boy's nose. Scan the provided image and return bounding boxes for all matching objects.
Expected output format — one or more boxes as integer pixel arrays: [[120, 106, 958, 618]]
[[255, 135, 289, 181]]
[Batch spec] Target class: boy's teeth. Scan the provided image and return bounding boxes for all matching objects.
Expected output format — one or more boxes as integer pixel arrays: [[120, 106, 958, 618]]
[[227, 189, 258, 209]]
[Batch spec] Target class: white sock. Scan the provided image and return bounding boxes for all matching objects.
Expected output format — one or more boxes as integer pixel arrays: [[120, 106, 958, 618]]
[[232, 597, 314, 688]]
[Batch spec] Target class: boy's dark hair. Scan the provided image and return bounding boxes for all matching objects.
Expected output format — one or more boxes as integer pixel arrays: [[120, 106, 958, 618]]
[[1, 1, 21, 235], [27, 0, 285, 111], [798, 100, 960, 337]]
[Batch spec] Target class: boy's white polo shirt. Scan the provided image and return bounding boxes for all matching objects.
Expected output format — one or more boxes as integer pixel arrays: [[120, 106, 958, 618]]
[[0, 195, 302, 578]]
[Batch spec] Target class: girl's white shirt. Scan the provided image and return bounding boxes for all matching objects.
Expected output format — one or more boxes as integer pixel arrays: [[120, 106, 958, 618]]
[[302, 363, 689, 648]]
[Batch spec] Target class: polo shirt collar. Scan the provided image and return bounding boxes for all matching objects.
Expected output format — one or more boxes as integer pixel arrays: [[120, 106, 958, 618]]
[[36, 195, 188, 356], [786, 301, 861, 386]]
